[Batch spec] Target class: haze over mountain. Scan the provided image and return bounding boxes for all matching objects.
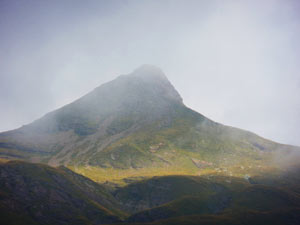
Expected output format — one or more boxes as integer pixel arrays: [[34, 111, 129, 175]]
[[0, 65, 299, 176], [1, 0, 300, 147]]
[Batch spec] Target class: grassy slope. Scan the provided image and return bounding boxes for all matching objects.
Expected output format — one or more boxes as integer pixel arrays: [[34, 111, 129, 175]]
[[70, 107, 300, 185]]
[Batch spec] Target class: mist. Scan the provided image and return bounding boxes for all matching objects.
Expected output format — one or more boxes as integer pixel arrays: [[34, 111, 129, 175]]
[[0, 0, 299, 146]]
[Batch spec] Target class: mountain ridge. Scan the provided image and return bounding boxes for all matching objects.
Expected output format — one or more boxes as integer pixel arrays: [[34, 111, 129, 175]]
[[0, 65, 299, 180]]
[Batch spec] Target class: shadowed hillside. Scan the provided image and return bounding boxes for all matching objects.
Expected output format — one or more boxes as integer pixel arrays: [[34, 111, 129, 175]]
[[1, 161, 300, 225], [0, 161, 125, 225]]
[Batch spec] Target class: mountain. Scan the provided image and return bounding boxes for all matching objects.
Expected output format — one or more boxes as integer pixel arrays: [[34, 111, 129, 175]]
[[0, 65, 299, 182]]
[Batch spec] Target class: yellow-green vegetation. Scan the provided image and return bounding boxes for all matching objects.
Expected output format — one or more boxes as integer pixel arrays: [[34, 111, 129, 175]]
[[0, 158, 9, 163], [69, 163, 283, 186], [69, 165, 198, 185], [66, 106, 289, 185]]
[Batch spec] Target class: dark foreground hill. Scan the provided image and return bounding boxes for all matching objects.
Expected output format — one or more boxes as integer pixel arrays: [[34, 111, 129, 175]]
[[0, 160, 125, 225], [1, 160, 300, 225], [121, 175, 300, 224]]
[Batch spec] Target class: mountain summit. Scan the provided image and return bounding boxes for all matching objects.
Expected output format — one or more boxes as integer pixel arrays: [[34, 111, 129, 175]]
[[132, 64, 168, 79], [0, 66, 298, 173]]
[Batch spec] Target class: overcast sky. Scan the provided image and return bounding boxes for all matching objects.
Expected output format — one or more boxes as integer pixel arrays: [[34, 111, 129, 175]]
[[0, 0, 299, 146]]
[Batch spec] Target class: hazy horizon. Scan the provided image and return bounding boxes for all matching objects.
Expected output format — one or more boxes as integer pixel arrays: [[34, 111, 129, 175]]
[[1, 0, 299, 146]]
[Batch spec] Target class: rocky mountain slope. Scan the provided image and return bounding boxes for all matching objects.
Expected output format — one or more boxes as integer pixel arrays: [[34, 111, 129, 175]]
[[0, 65, 299, 180]]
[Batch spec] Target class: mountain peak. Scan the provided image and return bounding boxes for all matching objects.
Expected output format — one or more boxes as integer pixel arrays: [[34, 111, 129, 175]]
[[126, 65, 182, 104], [131, 64, 168, 81], [133, 64, 164, 73]]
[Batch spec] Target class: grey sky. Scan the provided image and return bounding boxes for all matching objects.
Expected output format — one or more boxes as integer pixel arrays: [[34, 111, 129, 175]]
[[0, 0, 299, 146]]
